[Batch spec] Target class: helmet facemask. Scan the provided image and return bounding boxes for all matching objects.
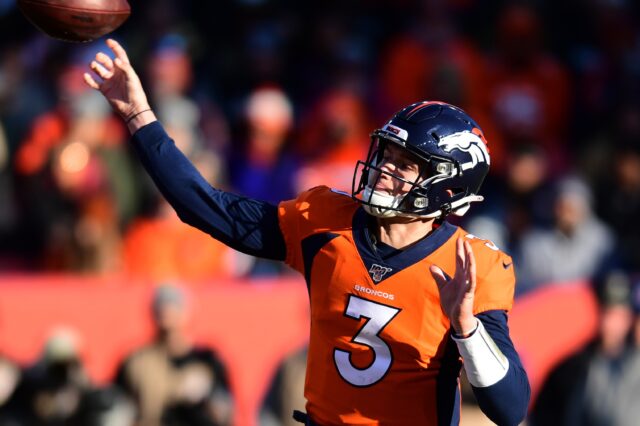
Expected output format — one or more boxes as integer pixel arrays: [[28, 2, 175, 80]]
[[352, 135, 472, 219]]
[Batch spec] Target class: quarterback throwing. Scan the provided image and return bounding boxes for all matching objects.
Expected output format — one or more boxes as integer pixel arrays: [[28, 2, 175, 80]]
[[85, 38, 530, 426]]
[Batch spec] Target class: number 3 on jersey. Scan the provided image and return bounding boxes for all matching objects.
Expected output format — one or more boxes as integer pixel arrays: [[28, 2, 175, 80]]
[[334, 295, 401, 387]]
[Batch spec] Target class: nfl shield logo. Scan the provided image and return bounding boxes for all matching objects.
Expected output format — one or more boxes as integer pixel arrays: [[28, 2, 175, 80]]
[[369, 264, 393, 283]]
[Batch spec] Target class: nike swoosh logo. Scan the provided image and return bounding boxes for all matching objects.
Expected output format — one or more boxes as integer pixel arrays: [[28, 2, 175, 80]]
[[502, 261, 512, 269]]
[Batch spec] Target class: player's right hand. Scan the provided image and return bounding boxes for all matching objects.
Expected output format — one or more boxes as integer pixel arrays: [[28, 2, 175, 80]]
[[83, 38, 155, 133]]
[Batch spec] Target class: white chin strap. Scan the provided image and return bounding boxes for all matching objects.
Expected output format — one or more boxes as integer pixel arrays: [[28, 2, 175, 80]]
[[362, 187, 406, 217], [362, 186, 484, 219]]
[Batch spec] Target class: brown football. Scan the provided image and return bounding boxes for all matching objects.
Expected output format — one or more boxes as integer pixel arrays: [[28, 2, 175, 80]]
[[17, 0, 131, 42]]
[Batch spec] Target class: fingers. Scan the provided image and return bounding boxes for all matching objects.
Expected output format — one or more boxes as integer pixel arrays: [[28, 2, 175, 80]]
[[455, 237, 466, 279], [464, 240, 477, 293], [90, 60, 112, 80], [431, 265, 454, 292], [95, 52, 114, 71], [83, 72, 100, 90], [430, 265, 448, 290], [106, 38, 130, 64]]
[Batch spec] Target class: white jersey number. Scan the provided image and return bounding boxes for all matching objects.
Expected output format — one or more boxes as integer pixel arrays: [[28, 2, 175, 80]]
[[334, 295, 401, 387]]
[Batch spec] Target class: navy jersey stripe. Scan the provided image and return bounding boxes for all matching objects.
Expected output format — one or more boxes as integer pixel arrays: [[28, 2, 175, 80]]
[[351, 207, 457, 284], [301, 233, 340, 291]]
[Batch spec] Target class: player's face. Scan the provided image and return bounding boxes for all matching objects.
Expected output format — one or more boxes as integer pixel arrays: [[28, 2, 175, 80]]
[[370, 142, 424, 196]]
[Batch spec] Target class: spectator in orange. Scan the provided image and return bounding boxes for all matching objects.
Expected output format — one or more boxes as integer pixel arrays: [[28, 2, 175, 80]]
[[13, 51, 134, 272], [376, 2, 485, 116], [374, 2, 505, 171], [122, 75, 247, 284], [294, 89, 371, 193], [122, 195, 250, 284], [484, 3, 571, 174]]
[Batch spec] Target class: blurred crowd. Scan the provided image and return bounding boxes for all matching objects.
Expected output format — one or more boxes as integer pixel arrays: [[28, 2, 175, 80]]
[[0, 284, 234, 426], [0, 0, 640, 424]]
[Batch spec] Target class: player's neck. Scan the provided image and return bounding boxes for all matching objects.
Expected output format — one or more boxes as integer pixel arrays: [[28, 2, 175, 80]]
[[375, 216, 436, 250]]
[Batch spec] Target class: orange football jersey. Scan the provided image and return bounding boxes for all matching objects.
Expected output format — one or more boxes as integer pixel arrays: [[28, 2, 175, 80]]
[[278, 186, 515, 425]]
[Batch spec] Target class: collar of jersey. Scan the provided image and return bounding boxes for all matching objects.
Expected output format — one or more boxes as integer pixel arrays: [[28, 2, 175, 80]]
[[352, 208, 457, 284]]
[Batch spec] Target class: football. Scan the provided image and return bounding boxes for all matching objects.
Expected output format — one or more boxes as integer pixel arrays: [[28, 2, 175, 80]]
[[17, 0, 131, 42]]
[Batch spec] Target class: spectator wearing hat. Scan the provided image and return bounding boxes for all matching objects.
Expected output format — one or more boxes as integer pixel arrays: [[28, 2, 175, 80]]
[[1, 327, 92, 425], [515, 175, 616, 295], [530, 270, 640, 426], [114, 285, 233, 426]]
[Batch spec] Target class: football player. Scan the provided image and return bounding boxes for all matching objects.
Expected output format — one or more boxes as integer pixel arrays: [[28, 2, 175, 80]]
[[85, 39, 530, 426]]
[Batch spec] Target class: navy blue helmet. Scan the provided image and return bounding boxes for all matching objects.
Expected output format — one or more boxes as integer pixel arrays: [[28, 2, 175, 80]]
[[352, 101, 491, 219]]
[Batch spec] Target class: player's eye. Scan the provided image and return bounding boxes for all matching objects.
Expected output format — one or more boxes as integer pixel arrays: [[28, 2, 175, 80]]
[[400, 161, 419, 172]]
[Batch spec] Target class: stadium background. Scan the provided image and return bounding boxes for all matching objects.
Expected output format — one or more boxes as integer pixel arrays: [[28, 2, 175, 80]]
[[0, 0, 638, 424]]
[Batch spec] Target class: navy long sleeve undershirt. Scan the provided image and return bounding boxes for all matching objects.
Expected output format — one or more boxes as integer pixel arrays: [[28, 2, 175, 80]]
[[474, 310, 531, 426], [131, 121, 529, 425], [131, 121, 286, 260]]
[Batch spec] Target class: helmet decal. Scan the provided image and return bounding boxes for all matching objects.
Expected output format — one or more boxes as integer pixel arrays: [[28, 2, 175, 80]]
[[437, 131, 491, 171]]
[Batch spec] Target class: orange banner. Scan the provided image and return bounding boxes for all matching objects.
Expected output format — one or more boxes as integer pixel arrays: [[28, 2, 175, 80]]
[[0, 275, 597, 424]]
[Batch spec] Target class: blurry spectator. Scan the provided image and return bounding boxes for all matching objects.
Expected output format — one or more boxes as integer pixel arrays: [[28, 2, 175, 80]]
[[0, 120, 19, 267], [122, 96, 249, 283], [115, 285, 233, 426], [0, 353, 20, 420], [530, 270, 640, 426], [568, 1, 640, 144], [3, 327, 92, 425], [515, 175, 615, 294], [374, 1, 507, 168], [146, 33, 231, 161], [631, 275, 640, 348], [259, 346, 307, 426], [122, 195, 251, 283], [465, 143, 550, 253], [376, 0, 485, 115], [13, 50, 136, 272], [229, 86, 299, 204], [227, 86, 300, 276], [594, 141, 640, 271], [484, 3, 570, 173], [294, 89, 370, 192], [0, 40, 52, 150]]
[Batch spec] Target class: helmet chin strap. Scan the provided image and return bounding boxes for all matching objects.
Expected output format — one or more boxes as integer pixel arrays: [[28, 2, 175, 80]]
[[419, 194, 485, 219], [362, 186, 484, 219], [362, 187, 405, 218]]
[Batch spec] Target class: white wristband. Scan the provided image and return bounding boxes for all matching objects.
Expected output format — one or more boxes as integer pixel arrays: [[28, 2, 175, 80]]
[[452, 319, 509, 387]]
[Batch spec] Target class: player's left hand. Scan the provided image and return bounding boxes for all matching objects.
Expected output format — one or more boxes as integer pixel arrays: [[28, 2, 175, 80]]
[[430, 237, 478, 336]]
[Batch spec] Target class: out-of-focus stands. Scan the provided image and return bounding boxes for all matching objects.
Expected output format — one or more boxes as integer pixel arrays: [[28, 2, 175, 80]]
[[0, 274, 611, 426]]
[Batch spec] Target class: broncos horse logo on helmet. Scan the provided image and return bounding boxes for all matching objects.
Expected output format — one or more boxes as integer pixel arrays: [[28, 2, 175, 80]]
[[352, 101, 491, 219]]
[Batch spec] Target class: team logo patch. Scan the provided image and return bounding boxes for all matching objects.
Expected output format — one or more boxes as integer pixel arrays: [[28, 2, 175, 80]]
[[369, 264, 393, 283], [438, 131, 490, 170]]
